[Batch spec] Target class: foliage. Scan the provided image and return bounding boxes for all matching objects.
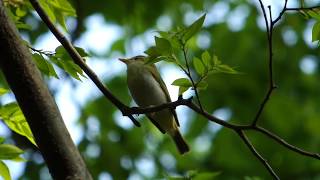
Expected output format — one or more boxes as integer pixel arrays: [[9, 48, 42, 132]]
[[30, 45, 89, 80], [145, 14, 237, 96], [0, 88, 36, 146], [1, 0, 320, 179], [0, 137, 25, 180]]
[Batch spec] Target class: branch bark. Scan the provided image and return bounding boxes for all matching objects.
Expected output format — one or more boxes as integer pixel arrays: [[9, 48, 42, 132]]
[[0, 1, 92, 179]]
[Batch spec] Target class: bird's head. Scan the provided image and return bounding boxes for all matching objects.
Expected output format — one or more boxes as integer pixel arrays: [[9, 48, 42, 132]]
[[119, 55, 146, 65]]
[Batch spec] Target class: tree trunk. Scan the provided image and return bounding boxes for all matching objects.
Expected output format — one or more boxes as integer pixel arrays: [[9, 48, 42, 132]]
[[0, 1, 92, 179]]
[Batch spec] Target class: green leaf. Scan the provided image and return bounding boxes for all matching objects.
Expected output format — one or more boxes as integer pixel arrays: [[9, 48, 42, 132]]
[[307, 10, 320, 21], [312, 21, 320, 42], [110, 38, 126, 54], [158, 31, 181, 49], [201, 51, 212, 69], [39, 0, 56, 23], [0, 88, 9, 96], [155, 37, 172, 55], [172, 78, 192, 87], [15, 21, 32, 30], [216, 64, 238, 74], [32, 54, 58, 78], [0, 144, 23, 160], [0, 160, 11, 180], [50, 0, 76, 16], [144, 46, 161, 58], [183, 14, 206, 42], [53, 46, 86, 80], [0, 137, 4, 144], [55, 45, 66, 56], [144, 56, 175, 65], [193, 57, 205, 75], [0, 103, 37, 146], [75, 47, 90, 57], [55, 8, 68, 32], [212, 55, 221, 66], [197, 80, 208, 90], [15, 7, 27, 17], [178, 86, 189, 95]]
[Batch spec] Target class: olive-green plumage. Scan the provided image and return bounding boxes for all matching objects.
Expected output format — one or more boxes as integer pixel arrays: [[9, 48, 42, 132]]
[[119, 55, 189, 154]]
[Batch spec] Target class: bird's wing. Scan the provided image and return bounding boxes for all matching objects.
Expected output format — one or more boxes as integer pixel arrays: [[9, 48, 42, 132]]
[[146, 115, 165, 134], [146, 64, 180, 126]]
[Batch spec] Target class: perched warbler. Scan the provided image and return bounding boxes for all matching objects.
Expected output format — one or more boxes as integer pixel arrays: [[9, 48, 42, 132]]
[[119, 55, 189, 154]]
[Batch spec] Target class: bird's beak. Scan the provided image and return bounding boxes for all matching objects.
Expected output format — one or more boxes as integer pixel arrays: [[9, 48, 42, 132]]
[[119, 58, 130, 64]]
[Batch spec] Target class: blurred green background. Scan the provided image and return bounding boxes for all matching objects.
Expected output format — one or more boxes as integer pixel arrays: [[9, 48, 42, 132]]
[[1, 0, 320, 179]]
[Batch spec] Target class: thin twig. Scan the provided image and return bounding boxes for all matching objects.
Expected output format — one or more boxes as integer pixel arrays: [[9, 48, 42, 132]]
[[237, 130, 280, 180], [252, 2, 277, 126], [286, 6, 320, 11], [254, 126, 320, 160], [257, 0, 270, 34], [181, 44, 204, 111], [272, 0, 288, 25]]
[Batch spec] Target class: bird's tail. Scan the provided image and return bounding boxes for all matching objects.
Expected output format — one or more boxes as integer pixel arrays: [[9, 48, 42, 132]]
[[171, 130, 189, 154]]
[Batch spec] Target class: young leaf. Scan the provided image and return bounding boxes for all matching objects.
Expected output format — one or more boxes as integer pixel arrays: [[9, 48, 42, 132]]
[[196, 80, 208, 90], [155, 37, 172, 55], [144, 56, 165, 65], [178, 86, 190, 95], [307, 10, 320, 21], [32, 54, 59, 78], [217, 64, 238, 74], [183, 14, 206, 42], [193, 57, 205, 75], [201, 51, 212, 69], [0, 160, 11, 180], [0, 144, 24, 160], [75, 47, 90, 58], [39, 0, 56, 23], [144, 46, 161, 58], [0, 103, 37, 146], [212, 55, 221, 66], [312, 21, 320, 42], [53, 46, 86, 80], [172, 78, 192, 87], [54, 8, 68, 32]]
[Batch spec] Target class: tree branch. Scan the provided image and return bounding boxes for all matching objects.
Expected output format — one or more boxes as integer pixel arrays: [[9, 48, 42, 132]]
[[181, 44, 204, 111], [254, 126, 320, 160], [28, 0, 140, 127], [237, 130, 279, 180]]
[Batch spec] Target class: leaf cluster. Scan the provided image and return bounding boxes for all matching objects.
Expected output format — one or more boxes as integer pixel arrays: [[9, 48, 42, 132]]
[[0, 88, 27, 180], [4, 0, 76, 31], [30, 45, 89, 80], [144, 14, 237, 96]]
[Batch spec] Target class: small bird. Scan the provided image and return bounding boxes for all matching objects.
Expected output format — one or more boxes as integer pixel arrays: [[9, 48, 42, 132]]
[[119, 55, 189, 154]]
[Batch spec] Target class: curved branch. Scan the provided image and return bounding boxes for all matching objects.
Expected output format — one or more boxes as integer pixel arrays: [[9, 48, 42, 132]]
[[28, 0, 140, 127], [254, 126, 320, 160], [237, 130, 279, 180], [237, 131, 280, 179]]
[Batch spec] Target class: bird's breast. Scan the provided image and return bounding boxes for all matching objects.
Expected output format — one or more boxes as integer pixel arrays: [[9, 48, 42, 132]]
[[127, 65, 167, 107]]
